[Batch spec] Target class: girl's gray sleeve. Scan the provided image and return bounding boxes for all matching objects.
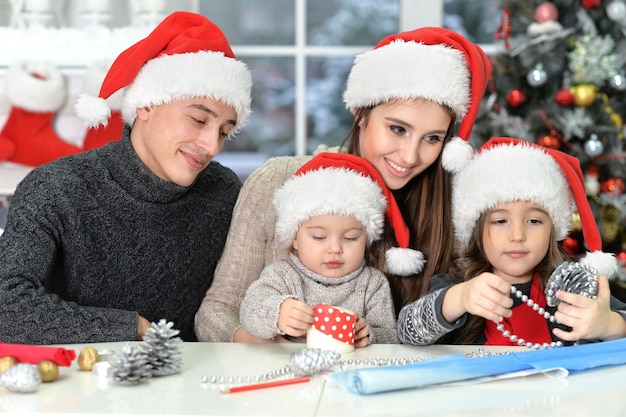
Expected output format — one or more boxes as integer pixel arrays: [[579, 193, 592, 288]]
[[397, 274, 467, 345]]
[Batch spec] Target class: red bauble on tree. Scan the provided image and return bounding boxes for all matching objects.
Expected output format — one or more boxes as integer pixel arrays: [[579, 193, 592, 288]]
[[600, 178, 625, 196], [537, 134, 561, 149], [506, 88, 527, 107], [561, 236, 581, 257], [534, 2, 559, 22], [582, 0, 601, 8], [555, 88, 574, 106]]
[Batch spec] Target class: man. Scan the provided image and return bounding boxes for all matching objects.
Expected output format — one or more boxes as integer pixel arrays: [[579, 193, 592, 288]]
[[0, 11, 252, 343]]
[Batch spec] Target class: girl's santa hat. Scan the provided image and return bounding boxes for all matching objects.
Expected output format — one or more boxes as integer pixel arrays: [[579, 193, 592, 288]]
[[274, 152, 425, 276], [453, 137, 618, 278], [75, 11, 252, 137], [343, 27, 492, 173]]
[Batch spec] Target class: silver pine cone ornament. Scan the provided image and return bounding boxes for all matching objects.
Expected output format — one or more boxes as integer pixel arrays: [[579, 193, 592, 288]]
[[109, 344, 152, 385], [142, 319, 182, 377]]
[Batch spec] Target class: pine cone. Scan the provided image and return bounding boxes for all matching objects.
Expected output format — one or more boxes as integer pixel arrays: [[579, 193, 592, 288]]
[[142, 319, 182, 377], [110, 344, 152, 385]]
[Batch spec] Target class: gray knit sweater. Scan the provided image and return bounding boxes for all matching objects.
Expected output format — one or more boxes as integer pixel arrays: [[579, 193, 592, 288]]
[[0, 127, 241, 343], [239, 253, 399, 344]]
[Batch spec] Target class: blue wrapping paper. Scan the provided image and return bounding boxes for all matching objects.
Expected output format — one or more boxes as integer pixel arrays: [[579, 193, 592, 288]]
[[327, 338, 626, 395]]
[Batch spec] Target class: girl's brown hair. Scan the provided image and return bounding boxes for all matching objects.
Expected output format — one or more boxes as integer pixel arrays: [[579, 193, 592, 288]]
[[340, 103, 457, 314], [453, 209, 567, 344]]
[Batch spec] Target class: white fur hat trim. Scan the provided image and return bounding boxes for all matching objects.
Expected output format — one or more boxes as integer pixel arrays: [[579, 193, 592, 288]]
[[343, 40, 469, 117], [6, 61, 66, 112], [453, 142, 572, 246], [442, 136, 475, 173], [581, 251, 619, 279], [385, 247, 426, 276], [273, 167, 387, 248]]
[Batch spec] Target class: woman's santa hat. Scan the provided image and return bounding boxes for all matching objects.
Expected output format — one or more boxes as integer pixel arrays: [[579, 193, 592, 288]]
[[453, 137, 618, 278], [343, 27, 492, 173], [75, 11, 252, 137], [274, 152, 425, 276]]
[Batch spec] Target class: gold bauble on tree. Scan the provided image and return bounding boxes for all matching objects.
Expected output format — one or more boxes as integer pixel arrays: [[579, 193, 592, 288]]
[[0, 356, 19, 373], [570, 83, 597, 107], [571, 210, 582, 232], [38, 360, 59, 382]]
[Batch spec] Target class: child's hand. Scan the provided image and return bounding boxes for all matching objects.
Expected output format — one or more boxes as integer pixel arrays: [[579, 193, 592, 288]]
[[552, 275, 626, 341], [354, 316, 370, 348], [443, 272, 513, 323], [277, 299, 314, 338]]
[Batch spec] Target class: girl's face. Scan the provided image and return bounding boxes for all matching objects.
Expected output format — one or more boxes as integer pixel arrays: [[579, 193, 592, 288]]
[[358, 99, 450, 190], [293, 214, 367, 278], [482, 200, 553, 285]]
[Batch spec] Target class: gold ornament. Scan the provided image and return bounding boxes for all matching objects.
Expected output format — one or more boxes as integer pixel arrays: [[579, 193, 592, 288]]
[[571, 84, 597, 107], [38, 360, 59, 382], [571, 211, 582, 232], [0, 356, 19, 373], [601, 204, 621, 242], [78, 346, 100, 371]]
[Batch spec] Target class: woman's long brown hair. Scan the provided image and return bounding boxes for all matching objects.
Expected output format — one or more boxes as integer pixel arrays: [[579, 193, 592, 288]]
[[340, 104, 456, 314]]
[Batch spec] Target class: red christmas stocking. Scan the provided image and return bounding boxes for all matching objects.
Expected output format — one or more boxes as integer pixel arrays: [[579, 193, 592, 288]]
[[81, 61, 125, 151], [0, 61, 81, 166]]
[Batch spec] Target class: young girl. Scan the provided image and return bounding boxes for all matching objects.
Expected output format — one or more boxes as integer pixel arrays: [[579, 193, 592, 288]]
[[195, 27, 492, 343], [239, 153, 419, 346], [398, 137, 625, 347]]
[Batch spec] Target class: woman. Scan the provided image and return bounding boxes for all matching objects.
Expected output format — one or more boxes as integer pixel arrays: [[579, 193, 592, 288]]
[[195, 27, 492, 342]]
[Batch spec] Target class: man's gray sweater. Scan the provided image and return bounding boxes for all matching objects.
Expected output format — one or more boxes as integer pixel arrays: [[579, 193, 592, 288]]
[[0, 127, 241, 343]]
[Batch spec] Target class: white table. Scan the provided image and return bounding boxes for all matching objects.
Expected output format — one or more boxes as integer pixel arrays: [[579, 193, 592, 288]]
[[1, 342, 626, 416]]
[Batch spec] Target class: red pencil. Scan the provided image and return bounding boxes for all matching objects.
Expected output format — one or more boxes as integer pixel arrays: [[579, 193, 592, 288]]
[[220, 376, 311, 394]]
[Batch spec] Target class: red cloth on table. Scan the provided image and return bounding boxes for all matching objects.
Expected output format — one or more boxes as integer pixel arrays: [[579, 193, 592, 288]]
[[0, 342, 76, 366]]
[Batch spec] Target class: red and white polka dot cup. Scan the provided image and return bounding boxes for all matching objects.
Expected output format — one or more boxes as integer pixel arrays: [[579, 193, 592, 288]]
[[306, 303, 356, 354]]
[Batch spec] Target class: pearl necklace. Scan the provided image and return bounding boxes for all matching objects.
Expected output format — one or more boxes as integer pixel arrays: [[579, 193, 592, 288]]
[[495, 285, 563, 349], [495, 261, 599, 349]]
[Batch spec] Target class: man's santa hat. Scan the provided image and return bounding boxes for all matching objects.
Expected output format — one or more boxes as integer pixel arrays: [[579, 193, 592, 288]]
[[453, 137, 617, 278], [343, 27, 492, 173], [75, 11, 252, 136], [274, 152, 425, 276]]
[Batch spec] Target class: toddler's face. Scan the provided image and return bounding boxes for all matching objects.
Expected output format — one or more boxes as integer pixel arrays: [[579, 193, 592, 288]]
[[293, 214, 367, 278]]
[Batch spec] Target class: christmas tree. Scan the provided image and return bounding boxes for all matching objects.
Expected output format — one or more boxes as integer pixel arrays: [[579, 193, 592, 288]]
[[474, 0, 626, 286]]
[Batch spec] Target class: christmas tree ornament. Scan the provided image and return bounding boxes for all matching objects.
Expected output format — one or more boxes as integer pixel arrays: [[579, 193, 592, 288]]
[[609, 74, 626, 91], [561, 236, 581, 257], [582, 0, 601, 8], [37, 360, 59, 382], [600, 178, 625, 195], [495, 7, 512, 48], [584, 134, 604, 156], [0, 356, 18, 374], [606, 0, 626, 21], [537, 134, 561, 149], [571, 210, 582, 232], [600, 204, 621, 242], [506, 88, 527, 107], [585, 166, 601, 195], [527, 64, 548, 87], [571, 83, 597, 107], [0, 363, 41, 393], [142, 319, 182, 376], [201, 348, 423, 386], [78, 346, 100, 371], [555, 88, 574, 106], [534, 2, 559, 22], [109, 344, 152, 385]]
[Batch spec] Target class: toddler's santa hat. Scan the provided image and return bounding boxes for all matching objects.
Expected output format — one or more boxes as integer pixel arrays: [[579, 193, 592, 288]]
[[453, 137, 618, 278], [343, 27, 491, 173], [74, 11, 252, 136], [274, 152, 425, 276]]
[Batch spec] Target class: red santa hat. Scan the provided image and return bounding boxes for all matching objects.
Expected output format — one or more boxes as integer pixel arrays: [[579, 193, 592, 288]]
[[453, 137, 617, 278], [74, 11, 252, 136], [274, 152, 425, 276], [343, 27, 492, 173]]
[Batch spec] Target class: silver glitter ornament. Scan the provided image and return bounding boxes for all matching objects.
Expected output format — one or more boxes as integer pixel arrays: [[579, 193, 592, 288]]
[[0, 363, 41, 393], [584, 134, 604, 157], [545, 261, 599, 307], [142, 319, 183, 377], [527, 64, 548, 87], [609, 74, 626, 91]]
